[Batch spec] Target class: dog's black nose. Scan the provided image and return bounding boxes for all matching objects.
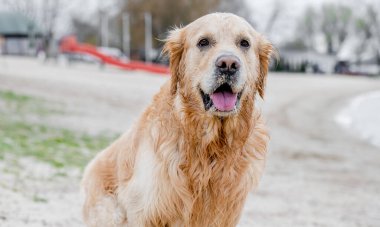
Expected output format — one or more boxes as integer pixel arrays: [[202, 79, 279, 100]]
[[215, 55, 241, 75]]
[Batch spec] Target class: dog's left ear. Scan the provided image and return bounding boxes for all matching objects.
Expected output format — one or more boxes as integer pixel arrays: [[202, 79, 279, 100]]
[[162, 27, 186, 95], [257, 37, 274, 99]]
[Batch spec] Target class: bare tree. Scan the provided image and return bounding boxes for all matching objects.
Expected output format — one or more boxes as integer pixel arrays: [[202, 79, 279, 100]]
[[122, 0, 220, 50], [320, 4, 338, 54], [2, 0, 63, 57], [296, 6, 317, 51], [40, 0, 62, 57], [71, 17, 98, 45], [366, 5, 380, 68], [2, 0, 62, 34], [42, 0, 61, 36], [118, 0, 253, 54], [320, 3, 352, 54], [264, 0, 283, 35], [218, 0, 255, 26], [335, 5, 352, 49], [351, 3, 380, 68], [1, 0, 39, 20]]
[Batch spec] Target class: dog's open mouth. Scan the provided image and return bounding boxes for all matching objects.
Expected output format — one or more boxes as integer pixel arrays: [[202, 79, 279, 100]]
[[201, 83, 242, 113]]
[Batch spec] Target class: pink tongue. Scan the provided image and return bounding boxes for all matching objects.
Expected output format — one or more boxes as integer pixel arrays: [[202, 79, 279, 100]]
[[210, 91, 237, 111]]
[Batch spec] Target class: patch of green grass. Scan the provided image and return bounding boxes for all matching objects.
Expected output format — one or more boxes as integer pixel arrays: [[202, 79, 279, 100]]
[[32, 194, 48, 203], [0, 90, 41, 113], [0, 90, 33, 102], [0, 90, 117, 169], [0, 116, 115, 169], [0, 90, 64, 117]]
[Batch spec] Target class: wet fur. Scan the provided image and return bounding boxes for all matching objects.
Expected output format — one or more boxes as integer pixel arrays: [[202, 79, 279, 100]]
[[82, 13, 273, 227]]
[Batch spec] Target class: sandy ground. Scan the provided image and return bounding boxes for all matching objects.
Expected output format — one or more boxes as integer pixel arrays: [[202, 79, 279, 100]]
[[1, 56, 380, 227]]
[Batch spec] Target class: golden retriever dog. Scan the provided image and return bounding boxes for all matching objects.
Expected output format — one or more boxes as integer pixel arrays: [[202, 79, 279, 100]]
[[81, 12, 273, 227]]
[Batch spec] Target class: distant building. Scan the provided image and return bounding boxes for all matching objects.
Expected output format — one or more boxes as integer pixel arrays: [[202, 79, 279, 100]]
[[0, 12, 43, 55], [337, 36, 380, 76], [277, 49, 336, 74]]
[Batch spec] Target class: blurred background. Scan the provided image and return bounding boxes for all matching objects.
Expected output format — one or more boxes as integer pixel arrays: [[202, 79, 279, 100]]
[[0, 0, 379, 226], [0, 0, 379, 75]]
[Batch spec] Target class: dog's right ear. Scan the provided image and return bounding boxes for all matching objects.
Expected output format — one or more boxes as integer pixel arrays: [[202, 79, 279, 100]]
[[162, 27, 186, 95], [257, 36, 275, 99]]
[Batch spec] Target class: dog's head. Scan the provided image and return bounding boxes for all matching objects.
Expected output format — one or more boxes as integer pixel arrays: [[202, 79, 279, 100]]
[[163, 13, 273, 117]]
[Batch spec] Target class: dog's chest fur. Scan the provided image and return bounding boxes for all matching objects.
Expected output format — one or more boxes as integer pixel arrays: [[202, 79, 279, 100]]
[[120, 110, 266, 227]]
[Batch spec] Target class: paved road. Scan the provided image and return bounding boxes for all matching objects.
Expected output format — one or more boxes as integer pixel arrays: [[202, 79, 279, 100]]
[[1, 57, 380, 226], [249, 75, 380, 227]]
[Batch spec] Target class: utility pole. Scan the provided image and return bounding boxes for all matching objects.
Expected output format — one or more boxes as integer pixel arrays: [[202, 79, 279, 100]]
[[100, 10, 109, 47], [122, 13, 131, 59], [144, 12, 152, 63]]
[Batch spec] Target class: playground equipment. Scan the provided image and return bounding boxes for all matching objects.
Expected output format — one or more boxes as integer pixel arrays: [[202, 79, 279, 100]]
[[59, 36, 169, 75]]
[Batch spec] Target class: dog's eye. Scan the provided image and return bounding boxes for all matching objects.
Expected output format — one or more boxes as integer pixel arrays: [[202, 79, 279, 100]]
[[198, 38, 210, 48], [240, 39, 250, 48]]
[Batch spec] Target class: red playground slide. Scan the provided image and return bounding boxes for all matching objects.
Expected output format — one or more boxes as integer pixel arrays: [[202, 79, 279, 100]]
[[59, 36, 170, 75]]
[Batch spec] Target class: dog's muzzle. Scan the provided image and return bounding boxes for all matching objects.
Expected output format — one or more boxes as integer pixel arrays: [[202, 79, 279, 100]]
[[200, 54, 243, 114]]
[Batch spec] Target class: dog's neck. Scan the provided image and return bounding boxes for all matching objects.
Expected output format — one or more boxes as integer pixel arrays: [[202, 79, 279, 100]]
[[171, 93, 263, 225], [178, 95, 255, 162]]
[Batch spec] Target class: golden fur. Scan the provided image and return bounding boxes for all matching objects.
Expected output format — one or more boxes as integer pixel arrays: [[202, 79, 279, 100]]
[[81, 13, 273, 227]]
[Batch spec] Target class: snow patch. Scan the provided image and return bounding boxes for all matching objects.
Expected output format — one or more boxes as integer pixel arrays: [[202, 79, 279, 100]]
[[335, 90, 380, 148]]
